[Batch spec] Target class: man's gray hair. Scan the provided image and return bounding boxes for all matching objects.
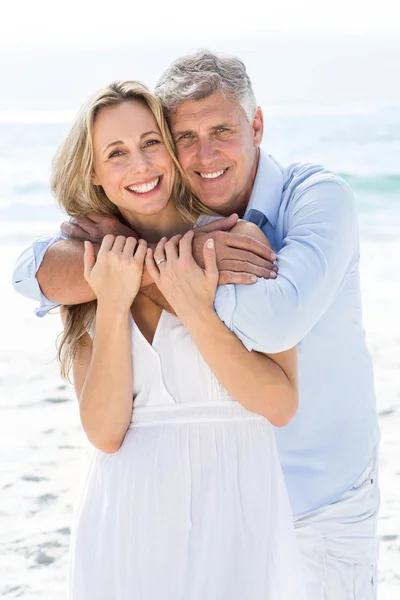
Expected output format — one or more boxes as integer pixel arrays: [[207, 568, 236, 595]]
[[155, 50, 258, 122]]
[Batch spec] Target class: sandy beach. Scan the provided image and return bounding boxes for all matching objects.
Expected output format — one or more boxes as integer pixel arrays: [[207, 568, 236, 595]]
[[0, 219, 399, 598]]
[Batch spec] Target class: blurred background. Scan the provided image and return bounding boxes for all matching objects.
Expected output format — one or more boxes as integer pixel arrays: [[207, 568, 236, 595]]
[[1, 0, 399, 597]]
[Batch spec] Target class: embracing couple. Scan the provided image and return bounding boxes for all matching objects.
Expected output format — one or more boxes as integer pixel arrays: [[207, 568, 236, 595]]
[[13, 51, 380, 599]]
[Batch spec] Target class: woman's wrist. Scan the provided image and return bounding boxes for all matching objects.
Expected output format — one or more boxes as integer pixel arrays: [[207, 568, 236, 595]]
[[180, 305, 219, 336], [96, 300, 132, 321]]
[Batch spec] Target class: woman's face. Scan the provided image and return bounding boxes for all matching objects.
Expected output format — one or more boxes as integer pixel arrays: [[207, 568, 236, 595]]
[[92, 100, 175, 217]]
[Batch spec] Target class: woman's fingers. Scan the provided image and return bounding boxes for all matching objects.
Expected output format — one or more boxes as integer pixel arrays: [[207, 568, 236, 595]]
[[179, 230, 195, 261], [111, 235, 127, 254], [153, 237, 167, 265], [134, 239, 148, 265], [98, 233, 115, 256], [122, 236, 138, 258], [145, 248, 160, 283], [83, 241, 96, 280], [164, 234, 182, 262]]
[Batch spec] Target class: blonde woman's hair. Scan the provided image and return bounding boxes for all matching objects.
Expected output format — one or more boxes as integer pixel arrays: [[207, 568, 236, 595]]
[[55, 80, 212, 381]]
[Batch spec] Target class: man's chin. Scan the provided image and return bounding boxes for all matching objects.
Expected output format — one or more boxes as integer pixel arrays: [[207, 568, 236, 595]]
[[196, 191, 231, 211]]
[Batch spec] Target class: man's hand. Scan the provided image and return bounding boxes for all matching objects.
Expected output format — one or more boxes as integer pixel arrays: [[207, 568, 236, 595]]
[[61, 212, 138, 243], [192, 216, 278, 285]]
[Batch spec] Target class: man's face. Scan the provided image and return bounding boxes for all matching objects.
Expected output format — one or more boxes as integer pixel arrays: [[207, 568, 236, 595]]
[[169, 92, 263, 216]]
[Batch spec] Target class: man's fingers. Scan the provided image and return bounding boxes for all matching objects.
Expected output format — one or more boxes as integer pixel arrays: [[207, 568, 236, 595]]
[[85, 212, 104, 224], [83, 241, 96, 280], [225, 233, 277, 261], [218, 246, 277, 270], [203, 238, 218, 278], [194, 214, 238, 233], [218, 271, 259, 286], [218, 259, 277, 278], [61, 221, 89, 241]]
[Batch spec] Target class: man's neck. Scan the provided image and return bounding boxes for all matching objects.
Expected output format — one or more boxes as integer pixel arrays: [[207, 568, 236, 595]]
[[217, 148, 260, 218]]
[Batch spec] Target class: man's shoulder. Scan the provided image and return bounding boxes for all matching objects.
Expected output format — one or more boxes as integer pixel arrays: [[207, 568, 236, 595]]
[[280, 159, 353, 199]]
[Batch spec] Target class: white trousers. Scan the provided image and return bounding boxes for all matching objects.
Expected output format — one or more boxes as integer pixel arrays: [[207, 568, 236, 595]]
[[294, 455, 380, 600]]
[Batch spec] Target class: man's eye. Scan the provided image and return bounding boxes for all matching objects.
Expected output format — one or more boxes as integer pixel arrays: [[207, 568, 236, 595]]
[[216, 127, 228, 133], [178, 133, 193, 141]]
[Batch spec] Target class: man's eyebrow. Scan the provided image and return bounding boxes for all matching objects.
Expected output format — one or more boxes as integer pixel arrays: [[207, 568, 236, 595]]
[[172, 129, 193, 137], [211, 122, 235, 130], [173, 123, 235, 137]]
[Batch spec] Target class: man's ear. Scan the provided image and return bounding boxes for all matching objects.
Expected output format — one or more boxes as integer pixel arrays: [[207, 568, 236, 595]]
[[252, 107, 264, 147]]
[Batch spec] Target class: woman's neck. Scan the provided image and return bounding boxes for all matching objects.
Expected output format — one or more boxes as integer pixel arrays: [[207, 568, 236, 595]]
[[120, 202, 192, 244]]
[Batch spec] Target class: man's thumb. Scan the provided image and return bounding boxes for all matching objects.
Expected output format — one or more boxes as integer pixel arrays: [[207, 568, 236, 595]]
[[199, 213, 238, 233], [203, 238, 218, 277]]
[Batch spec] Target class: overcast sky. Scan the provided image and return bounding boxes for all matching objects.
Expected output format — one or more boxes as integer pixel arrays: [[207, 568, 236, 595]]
[[2, 0, 399, 46]]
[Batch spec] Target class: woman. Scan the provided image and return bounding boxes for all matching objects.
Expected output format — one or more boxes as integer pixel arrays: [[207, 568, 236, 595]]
[[55, 81, 305, 599]]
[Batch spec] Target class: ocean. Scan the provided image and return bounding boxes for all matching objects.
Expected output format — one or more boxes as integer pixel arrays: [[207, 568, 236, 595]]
[[1, 103, 399, 597]]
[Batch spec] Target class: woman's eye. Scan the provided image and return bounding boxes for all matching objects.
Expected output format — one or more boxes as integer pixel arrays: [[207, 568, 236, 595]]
[[143, 139, 160, 148], [109, 150, 123, 158]]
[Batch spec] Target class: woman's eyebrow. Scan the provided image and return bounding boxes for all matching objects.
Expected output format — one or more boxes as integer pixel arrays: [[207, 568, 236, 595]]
[[103, 131, 160, 155], [103, 140, 123, 155], [140, 130, 160, 139]]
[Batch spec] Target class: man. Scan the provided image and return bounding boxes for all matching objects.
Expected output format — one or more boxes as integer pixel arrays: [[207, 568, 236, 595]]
[[13, 51, 379, 599]]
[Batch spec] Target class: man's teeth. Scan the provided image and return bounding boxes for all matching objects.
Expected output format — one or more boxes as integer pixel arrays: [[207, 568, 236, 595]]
[[199, 169, 226, 179], [128, 177, 160, 193]]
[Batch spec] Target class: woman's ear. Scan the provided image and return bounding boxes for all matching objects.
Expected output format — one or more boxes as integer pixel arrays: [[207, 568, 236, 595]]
[[91, 172, 100, 186]]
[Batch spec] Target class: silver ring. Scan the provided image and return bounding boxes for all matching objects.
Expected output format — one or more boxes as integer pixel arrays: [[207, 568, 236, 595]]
[[156, 258, 166, 266]]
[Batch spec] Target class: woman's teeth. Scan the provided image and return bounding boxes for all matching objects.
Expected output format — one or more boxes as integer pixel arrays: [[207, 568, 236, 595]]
[[199, 169, 227, 179], [128, 177, 160, 194]]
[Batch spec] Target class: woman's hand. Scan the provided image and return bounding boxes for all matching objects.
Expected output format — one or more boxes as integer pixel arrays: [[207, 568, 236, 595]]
[[145, 230, 218, 327], [84, 234, 147, 312]]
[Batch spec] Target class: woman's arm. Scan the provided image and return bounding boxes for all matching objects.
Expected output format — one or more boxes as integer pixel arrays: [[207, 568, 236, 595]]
[[188, 312, 297, 427], [60, 236, 147, 454], [61, 306, 133, 454], [146, 229, 297, 427]]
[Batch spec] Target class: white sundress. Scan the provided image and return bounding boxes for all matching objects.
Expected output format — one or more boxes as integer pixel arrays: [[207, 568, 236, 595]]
[[67, 308, 306, 600]]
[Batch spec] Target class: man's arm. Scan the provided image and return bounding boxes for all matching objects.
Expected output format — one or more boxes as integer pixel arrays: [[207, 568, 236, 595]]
[[214, 179, 359, 354], [16, 212, 277, 315], [12, 234, 65, 316]]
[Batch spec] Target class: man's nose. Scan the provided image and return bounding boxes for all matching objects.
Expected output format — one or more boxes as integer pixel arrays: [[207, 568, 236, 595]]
[[196, 140, 219, 165]]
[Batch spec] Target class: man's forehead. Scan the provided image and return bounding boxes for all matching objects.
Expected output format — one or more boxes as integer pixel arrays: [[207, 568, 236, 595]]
[[170, 94, 244, 130]]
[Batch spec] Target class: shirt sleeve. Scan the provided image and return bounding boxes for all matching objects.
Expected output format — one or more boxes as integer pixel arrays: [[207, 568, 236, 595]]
[[12, 232, 66, 317], [214, 179, 359, 353]]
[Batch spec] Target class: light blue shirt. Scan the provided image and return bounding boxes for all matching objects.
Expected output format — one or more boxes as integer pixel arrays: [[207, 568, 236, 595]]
[[12, 150, 379, 517]]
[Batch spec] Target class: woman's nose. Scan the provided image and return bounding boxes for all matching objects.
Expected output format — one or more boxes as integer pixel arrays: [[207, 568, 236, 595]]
[[130, 149, 151, 173]]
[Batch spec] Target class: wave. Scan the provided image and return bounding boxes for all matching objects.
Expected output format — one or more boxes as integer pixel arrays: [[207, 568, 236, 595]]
[[339, 173, 400, 195]]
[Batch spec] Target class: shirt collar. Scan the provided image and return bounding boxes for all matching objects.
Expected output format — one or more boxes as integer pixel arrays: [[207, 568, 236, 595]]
[[244, 149, 284, 228]]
